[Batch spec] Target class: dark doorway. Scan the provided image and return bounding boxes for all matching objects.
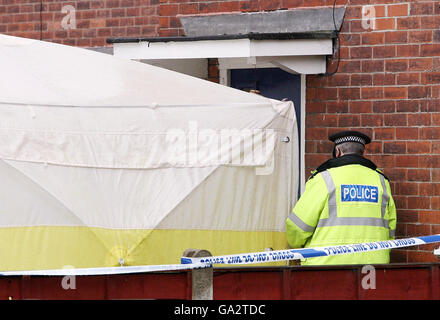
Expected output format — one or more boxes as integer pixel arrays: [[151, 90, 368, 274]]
[[230, 67, 301, 137], [230, 67, 302, 194]]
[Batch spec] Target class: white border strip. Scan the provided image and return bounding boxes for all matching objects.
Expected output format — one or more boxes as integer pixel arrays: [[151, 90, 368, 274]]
[[0, 263, 207, 277]]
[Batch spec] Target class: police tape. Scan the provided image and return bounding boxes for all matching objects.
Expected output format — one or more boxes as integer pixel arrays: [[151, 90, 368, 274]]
[[181, 234, 440, 266], [0, 234, 439, 276], [0, 262, 208, 277]]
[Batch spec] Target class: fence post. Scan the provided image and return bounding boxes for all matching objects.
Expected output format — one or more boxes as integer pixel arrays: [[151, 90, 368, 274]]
[[182, 249, 213, 300]]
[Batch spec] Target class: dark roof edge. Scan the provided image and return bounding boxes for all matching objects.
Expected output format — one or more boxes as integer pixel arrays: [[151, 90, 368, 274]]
[[107, 31, 338, 44]]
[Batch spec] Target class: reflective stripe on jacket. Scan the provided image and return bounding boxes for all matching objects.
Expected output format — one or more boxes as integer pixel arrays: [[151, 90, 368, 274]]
[[286, 162, 397, 265]]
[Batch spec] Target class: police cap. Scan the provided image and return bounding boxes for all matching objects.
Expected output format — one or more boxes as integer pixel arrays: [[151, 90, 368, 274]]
[[329, 130, 371, 146]]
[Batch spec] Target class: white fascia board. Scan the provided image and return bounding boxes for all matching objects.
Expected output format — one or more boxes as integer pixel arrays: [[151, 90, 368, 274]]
[[113, 38, 333, 60], [250, 39, 333, 57], [113, 39, 251, 60]]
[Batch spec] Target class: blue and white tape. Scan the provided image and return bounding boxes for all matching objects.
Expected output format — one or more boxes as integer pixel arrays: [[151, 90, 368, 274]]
[[181, 234, 440, 266], [0, 235, 439, 276]]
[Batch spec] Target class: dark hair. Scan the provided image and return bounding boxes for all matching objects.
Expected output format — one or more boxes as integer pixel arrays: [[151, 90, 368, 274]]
[[336, 142, 365, 156]]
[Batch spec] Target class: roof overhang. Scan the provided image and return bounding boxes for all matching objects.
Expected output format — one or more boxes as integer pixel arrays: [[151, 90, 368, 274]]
[[108, 33, 335, 75], [109, 32, 335, 58], [107, 7, 345, 75]]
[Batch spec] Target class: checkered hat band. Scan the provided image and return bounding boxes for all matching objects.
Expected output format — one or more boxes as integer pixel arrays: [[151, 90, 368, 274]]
[[334, 136, 366, 145]]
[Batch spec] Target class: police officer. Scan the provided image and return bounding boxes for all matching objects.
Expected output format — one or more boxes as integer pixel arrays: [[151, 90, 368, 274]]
[[286, 130, 397, 265]]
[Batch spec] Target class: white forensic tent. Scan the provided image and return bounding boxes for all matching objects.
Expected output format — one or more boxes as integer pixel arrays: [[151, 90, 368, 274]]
[[0, 34, 298, 271]]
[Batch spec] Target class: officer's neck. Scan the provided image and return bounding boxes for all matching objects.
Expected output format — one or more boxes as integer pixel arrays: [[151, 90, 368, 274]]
[[337, 152, 364, 158]]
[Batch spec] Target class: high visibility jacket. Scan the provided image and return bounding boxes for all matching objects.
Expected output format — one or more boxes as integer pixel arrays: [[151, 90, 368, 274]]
[[286, 154, 397, 265]]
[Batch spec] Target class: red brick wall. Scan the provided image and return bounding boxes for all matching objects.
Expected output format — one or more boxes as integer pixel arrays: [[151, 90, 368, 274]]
[[1, 0, 440, 263], [0, 0, 159, 46]]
